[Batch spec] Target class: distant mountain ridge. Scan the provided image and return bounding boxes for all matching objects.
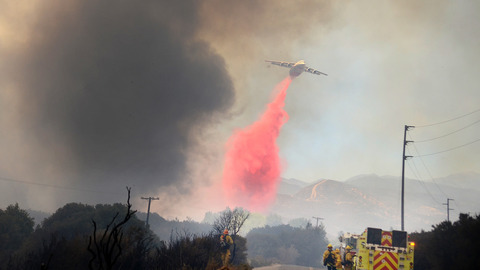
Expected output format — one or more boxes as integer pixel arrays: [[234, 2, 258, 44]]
[[429, 172, 480, 191], [274, 172, 480, 237], [277, 178, 309, 195]]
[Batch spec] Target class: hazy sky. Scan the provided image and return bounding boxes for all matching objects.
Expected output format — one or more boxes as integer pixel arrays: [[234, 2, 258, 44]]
[[1, 1, 479, 219]]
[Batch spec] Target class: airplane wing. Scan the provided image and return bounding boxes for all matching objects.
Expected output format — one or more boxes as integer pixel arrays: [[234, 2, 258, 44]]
[[305, 66, 328, 76], [265, 60, 295, 68]]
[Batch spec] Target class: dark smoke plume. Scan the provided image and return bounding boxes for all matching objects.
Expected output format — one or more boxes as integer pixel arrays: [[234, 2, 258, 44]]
[[0, 1, 234, 205]]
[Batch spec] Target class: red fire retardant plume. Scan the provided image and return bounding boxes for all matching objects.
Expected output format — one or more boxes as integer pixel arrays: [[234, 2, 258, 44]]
[[222, 77, 292, 211]]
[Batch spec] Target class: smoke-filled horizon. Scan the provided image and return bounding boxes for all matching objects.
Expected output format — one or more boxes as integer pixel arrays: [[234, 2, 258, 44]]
[[1, 1, 480, 225]]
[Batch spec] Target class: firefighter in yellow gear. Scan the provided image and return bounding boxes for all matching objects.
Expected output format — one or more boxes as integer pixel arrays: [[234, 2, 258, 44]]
[[220, 229, 233, 269], [323, 244, 336, 270], [334, 248, 343, 270], [343, 246, 354, 270]]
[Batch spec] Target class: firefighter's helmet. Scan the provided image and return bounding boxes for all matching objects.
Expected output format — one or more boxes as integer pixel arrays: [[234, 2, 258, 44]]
[[224, 229, 229, 234], [327, 244, 333, 248], [346, 245, 352, 250]]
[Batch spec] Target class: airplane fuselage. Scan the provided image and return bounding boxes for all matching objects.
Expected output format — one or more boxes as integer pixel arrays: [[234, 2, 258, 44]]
[[289, 60, 306, 77]]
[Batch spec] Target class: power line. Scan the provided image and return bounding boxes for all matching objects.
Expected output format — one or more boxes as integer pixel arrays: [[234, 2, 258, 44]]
[[414, 137, 480, 157], [405, 158, 442, 205], [414, 108, 480, 128], [414, 118, 480, 143], [408, 109, 480, 156], [407, 137, 450, 198]]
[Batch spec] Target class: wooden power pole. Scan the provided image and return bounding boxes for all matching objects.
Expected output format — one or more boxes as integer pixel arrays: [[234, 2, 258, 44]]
[[141, 196, 159, 227]]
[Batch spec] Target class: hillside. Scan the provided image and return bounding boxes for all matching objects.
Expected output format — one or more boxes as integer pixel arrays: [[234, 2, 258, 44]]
[[277, 178, 309, 195], [272, 173, 480, 237]]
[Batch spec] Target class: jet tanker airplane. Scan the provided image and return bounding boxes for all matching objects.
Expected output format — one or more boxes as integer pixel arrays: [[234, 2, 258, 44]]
[[265, 60, 327, 78]]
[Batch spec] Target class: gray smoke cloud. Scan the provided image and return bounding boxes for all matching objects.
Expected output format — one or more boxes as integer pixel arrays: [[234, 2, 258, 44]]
[[0, 1, 234, 209]]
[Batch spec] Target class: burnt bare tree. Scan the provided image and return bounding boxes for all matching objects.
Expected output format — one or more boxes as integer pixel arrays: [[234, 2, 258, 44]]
[[87, 187, 137, 270], [213, 207, 250, 237]]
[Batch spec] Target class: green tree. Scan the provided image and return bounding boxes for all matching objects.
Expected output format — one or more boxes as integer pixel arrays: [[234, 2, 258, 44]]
[[41, 202, 96, 238], [277, 245, 300, 265], [8, 194, 155, 269], [0, 203, 35, 264], [288, 218, 309, 228], [410, 213, 480, 269], [266, 214, 283, 226], [246, 224, 328, 268]]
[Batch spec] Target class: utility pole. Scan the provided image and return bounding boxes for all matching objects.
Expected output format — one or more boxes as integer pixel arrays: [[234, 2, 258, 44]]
[[443, 198, 454, 222], [141, 196, 159, 227], [312, 216, 324, 228], [401, 125, 414, 231]]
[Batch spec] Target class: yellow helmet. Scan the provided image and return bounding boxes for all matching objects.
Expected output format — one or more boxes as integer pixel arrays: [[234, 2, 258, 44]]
[[327, 244, 333, 248], [346, 245, 352, 250]]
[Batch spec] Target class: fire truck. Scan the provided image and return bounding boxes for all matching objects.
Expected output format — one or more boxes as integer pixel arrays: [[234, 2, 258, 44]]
[[340, 227, 415, 270]]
